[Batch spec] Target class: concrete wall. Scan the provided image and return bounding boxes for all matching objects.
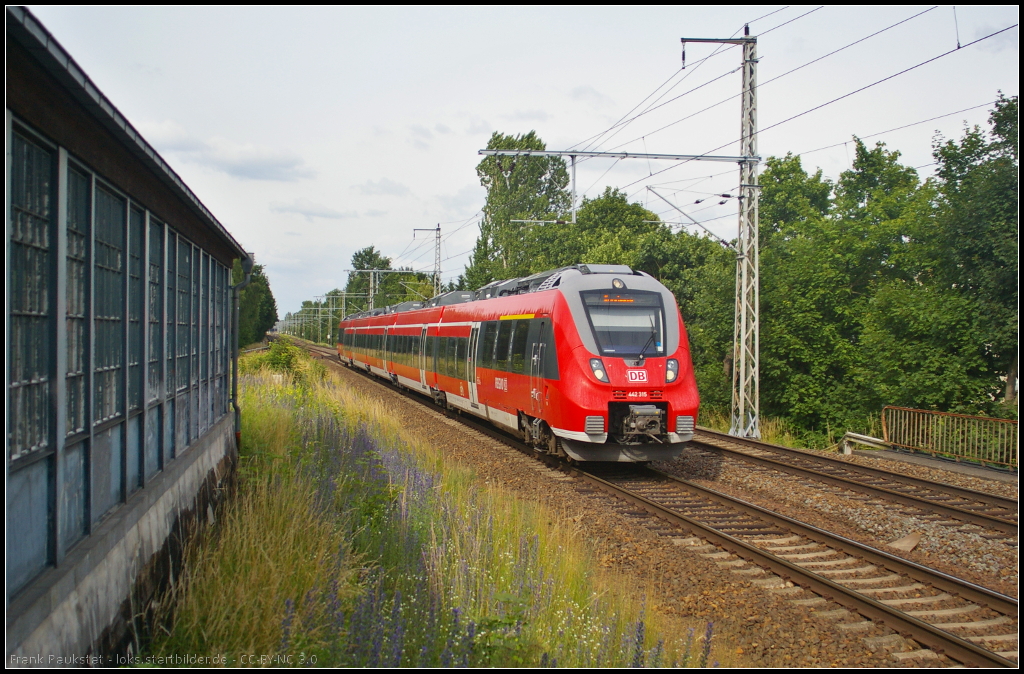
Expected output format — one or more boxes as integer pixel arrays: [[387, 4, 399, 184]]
[[6, 415, 236, 666]]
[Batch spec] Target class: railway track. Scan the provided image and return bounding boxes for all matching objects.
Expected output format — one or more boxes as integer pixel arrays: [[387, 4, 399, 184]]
[[300, 342, 1018, 666], [691, 429, 1018, 537], [578, 464, 1018, 667]]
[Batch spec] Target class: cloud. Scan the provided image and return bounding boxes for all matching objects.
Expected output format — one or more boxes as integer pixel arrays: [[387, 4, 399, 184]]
[[352, 178, 412, 197], [410, 125, 434, 139], [269, 198, 357, 222], [973, 24, 1018, 53], [570, 85, 614, 109], [201, 138, 316, 181], [437, 183, 485, 217], [364, 209, 388, 217], [503, 109, 551, 122], [407, 124, 434, 150], [466, 118, 492, 135], [136, 119, 205, 152], [136, 119, 316, 181]]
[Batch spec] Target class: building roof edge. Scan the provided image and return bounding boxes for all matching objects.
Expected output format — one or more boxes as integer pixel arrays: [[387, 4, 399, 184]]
[[6, 6, 249, 261]]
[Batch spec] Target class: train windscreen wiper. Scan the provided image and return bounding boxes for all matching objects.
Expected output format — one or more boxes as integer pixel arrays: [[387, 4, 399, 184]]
[[637, 327, 657, 363]]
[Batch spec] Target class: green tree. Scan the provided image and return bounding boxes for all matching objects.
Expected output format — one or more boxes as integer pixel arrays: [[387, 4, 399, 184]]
[[927, 93, 1018, 405], [466, 131, 570, 284], [530, 187, 660, 272], [233, 259, 278, 347], [342, 246, 433, 312], [855, 281, 997, 412]]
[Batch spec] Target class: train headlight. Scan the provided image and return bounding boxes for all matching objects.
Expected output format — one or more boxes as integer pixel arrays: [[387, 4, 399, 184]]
[[589, 358, 609, 383], [666, 359, 679, 383]]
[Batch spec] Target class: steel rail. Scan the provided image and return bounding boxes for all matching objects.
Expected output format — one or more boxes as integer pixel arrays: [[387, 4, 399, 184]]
[[575, 467, 1017, 668], [694, 430, 1017, 534], [696, 428, 1017, 509], [641, 468, 1018, 615]]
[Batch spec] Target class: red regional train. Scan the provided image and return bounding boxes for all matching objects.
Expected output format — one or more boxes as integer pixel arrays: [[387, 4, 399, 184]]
[[337, 264, 699, 462]]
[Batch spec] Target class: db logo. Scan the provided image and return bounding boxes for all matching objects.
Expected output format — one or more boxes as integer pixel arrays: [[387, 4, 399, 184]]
[[627, 370, 648, 382]]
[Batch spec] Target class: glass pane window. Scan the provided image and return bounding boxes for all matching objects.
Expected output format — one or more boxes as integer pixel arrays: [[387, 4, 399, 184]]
[[128, 207, 144, 411], [66, 168, 90, 437], [93, 185, 125, 425], [176, 240, 191, 393], [9, 131, 52, 460], [581, 290, 665, 358], [148, 220, 164, 403]]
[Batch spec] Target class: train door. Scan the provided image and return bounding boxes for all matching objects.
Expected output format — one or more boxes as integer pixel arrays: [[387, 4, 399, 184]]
[[468, 324, 480, 408], [418, 326, 428, 389], [529, 321, 545, 417]]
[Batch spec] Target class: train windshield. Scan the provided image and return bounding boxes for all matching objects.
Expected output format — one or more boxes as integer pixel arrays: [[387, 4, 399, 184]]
[[581, 290, 665, 358]]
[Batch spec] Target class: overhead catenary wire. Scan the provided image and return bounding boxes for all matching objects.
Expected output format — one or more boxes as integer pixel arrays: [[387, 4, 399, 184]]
[[616, 22, 1019, 192], [574, 6, 800, 158], [796, 101, 998, 157], [606, 6, 941, 157]]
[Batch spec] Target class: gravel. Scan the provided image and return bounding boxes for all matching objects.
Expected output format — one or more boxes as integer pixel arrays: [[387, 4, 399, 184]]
[[655, 445, 1018, 598]]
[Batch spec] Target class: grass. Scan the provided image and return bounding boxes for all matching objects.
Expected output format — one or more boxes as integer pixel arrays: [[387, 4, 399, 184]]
[[699, 407, 824, 449], [148, 339, 724, 666], [699, 406, 891, 451]]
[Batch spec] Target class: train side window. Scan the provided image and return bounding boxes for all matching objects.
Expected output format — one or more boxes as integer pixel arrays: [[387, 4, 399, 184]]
[[494, 321, 513, 371], [479, 321, 496, 370], [438, 337, 448, 376], [541, 320, 560, 380], [454, 336, 467, 381], [509, 320, 530, 374]]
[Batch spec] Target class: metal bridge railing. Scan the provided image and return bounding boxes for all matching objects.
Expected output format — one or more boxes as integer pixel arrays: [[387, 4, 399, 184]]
[[882, 406, 1018, 469]]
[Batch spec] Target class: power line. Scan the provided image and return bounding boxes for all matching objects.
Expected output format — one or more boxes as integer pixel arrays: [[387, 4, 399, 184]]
[[796, 101, 997, 157], [578, 6, 823, 159], [571, 13, 770, 155], [607, 6, 940, 156], [758, 5, 824, 35], [617, 22, 1018, 192], [747, 5, 793, 26]]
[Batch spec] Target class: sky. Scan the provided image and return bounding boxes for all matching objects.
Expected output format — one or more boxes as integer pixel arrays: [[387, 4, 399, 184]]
[[27, 6, 1018, 314]]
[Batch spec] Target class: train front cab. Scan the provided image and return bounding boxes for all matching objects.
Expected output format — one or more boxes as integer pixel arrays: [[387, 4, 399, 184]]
[[539, 270, 699, 462]]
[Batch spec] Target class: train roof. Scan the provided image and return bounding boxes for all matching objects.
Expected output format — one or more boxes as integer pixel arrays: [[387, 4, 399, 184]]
[[341, 264, 647, 322]]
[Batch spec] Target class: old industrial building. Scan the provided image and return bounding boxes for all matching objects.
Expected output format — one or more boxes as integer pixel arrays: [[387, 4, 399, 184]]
[[7, 7, 249, 660]]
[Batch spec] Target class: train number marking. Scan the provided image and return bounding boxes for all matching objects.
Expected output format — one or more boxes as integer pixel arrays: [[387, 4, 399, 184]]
[[627, 370, 648, 382], [494, 377, 508, 391]]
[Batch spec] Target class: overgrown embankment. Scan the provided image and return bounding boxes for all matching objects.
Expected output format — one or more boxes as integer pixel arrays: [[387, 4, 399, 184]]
[[148, 339, 719, 666]]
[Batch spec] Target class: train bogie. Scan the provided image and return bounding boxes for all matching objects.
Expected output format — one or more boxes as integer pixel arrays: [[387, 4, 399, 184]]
[[338, 264, 699, 462]]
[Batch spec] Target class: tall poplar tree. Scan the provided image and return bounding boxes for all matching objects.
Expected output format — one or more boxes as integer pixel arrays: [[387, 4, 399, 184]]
[[464, 131, 570, 286]]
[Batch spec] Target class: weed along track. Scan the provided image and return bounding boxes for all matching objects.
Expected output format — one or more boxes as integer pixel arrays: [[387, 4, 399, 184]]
[[692, 429, 1018, 536], [576, 465, 1018, 667], [301, 340, 1018, 666]]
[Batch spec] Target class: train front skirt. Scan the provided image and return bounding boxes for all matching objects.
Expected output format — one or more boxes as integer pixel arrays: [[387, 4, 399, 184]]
[[557, 432, 693, 462]]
